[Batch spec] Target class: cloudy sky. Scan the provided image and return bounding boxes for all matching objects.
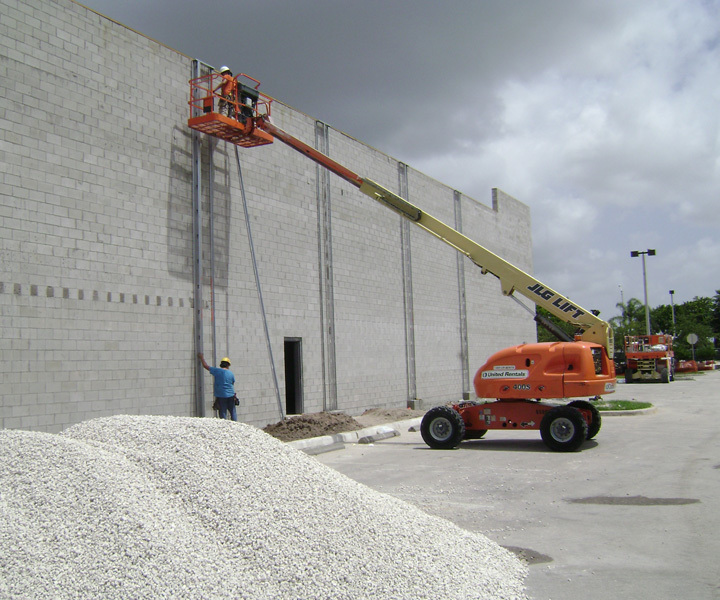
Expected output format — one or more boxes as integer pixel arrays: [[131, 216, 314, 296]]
[[81, 0, 720, 322]]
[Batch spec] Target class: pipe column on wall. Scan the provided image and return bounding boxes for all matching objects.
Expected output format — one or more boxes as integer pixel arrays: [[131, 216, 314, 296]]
[[398, 163, 417, 406], [315, 122, 338, 412], [454, 190, 471, 399], [191, 59, 205, 417], [209, 139, 217, 368]]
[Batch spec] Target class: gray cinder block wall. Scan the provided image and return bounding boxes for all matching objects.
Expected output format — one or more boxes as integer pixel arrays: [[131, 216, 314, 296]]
[[0, 0, 536, 433]]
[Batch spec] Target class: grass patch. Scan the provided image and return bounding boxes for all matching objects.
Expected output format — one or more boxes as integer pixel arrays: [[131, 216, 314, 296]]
[[593, 400, 652, 411]]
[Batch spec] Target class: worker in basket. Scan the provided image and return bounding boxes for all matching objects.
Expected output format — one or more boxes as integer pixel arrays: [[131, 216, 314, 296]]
[[215, 66, 236, 119]]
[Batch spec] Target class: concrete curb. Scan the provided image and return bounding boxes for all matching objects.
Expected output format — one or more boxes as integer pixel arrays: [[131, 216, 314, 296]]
[[301, 442, 346, 456], [358, 426, 399, 444], [289, 418, 423, 454]]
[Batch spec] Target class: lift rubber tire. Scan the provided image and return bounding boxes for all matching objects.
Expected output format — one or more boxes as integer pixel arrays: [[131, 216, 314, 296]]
[[540, 406, 588, 452], [625, 370, 634, 384], [421, 406, 465, 449], [568, 400, 602, 440], [660, 367, 670, 383]]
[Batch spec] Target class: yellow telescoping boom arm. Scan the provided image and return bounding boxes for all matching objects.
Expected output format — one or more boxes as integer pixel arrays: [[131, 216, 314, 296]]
[[256, 116, 614, 358]]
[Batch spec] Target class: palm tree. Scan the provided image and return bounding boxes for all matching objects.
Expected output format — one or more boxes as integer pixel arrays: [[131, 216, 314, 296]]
[[609, 298, 647, 338]]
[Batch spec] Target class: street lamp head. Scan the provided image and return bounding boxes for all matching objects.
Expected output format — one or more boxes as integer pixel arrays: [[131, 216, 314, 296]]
[[630, 249, 654, 335]]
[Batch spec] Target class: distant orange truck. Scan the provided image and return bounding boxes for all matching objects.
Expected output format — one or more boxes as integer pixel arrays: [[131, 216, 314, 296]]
[[624, 334, 674, 383]]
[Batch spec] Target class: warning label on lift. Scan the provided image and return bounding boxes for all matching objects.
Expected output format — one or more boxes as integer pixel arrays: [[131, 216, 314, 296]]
[[480, 366, 529, 380]]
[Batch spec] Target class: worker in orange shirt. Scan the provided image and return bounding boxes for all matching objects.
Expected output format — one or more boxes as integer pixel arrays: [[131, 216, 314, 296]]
[[215, 66, 236, 118]]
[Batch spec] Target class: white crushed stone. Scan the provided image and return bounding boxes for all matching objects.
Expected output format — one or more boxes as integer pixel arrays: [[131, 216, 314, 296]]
[[0, 415, 528, 599]]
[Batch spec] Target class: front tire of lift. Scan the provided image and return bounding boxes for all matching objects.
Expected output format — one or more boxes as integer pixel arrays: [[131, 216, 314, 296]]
[[421, 406, 465, 449], [540, 406, 588, 452], [568, 400, 602, 440], [660, 367, 670, 383]]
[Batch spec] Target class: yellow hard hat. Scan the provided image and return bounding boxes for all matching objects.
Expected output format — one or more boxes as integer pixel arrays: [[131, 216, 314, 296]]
[[221, 357, 231, 366]]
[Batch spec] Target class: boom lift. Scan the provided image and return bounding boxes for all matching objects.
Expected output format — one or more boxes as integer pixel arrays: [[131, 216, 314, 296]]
[[188, 72, 616, 452]]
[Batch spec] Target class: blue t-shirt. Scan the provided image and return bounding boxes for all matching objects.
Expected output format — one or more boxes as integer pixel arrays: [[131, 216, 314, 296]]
[[209, 367, 235, 398]]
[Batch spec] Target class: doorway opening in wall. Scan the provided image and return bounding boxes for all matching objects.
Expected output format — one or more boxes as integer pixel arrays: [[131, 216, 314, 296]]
[[284, 338, 304, 415]]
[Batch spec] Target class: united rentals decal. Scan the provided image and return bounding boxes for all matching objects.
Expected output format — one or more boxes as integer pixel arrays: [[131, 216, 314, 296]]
[[480, 365, 529, 380]]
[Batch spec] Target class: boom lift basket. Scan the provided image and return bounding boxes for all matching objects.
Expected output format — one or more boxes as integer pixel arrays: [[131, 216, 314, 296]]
[[188, 72, 274, 148]]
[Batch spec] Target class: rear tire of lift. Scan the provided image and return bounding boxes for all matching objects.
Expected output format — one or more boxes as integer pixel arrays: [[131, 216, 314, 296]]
[[540, 406, 588, 452], [421, 406, 465, 449], [568, 400, 602, 440]]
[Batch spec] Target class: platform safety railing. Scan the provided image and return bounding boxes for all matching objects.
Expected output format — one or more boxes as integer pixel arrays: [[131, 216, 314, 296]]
[[189, 72, 273, 121]]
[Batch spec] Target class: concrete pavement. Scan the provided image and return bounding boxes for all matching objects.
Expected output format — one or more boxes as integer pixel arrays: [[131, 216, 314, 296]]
[[312, 371, 720, 600]]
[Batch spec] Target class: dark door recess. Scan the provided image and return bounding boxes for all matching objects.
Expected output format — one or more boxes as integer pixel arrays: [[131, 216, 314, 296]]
[[284, 338, 303, 415]]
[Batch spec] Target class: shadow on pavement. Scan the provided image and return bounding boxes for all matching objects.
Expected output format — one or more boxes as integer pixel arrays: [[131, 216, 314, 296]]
[[409, 438, 600, 453]]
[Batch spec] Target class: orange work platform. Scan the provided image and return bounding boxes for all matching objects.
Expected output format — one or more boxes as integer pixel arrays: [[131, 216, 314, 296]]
[[188, 112, 273, 148], [188, 72, 274, 148]]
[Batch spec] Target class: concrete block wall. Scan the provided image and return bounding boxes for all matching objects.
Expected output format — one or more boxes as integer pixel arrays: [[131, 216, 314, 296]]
[[1, 0, 200, 432], [462, 189, 536, 377], [219, 109, 329, 426], [322, 133, 408, 414], [0, 0, 536, 433]]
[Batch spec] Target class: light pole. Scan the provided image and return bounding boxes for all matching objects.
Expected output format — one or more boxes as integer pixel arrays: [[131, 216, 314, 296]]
[[630, 249, 656, 335], [669, 289, 676, 337]]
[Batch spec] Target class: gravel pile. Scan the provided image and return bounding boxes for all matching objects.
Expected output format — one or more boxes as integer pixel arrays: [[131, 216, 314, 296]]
[[0, 415, 527, 599]]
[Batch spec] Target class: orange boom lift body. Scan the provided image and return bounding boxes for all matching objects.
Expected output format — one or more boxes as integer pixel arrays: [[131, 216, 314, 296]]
[[188, 72, 616, 451]]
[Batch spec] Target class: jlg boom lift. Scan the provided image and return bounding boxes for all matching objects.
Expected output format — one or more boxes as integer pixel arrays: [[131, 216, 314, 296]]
[[189, 71, 616, 452]]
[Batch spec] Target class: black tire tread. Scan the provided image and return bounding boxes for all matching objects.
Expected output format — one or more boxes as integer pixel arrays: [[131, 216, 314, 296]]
[[568, 400, 602, 440], [540, 405, 588, 452], [420, 406, 465, 449]]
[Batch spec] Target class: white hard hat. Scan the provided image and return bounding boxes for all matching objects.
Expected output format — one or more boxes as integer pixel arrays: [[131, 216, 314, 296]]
[[219, 66, 231, 74]]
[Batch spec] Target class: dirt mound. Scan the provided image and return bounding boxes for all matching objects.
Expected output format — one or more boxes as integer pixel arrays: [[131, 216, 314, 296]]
[[263, 408, 426, 442], [356, 407, 426, 427], [263, 412, 363, 442]]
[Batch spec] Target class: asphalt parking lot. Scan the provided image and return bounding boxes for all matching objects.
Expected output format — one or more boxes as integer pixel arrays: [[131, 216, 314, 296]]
[[316, 370, 720, 600]]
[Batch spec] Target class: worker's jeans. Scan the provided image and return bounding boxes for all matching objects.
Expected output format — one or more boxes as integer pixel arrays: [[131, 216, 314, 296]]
[[216, 396, 237, 421]]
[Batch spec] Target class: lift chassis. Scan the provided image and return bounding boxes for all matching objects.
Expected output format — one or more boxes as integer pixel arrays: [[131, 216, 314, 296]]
[[188, 71, 615, 452], [422, 398, 601, 452], [421, 339, 607, 451]]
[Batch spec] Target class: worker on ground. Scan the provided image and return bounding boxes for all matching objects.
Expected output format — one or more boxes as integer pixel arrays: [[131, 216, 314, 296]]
[[198, 353, 237, 421], [215, 66, 236, 118]]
